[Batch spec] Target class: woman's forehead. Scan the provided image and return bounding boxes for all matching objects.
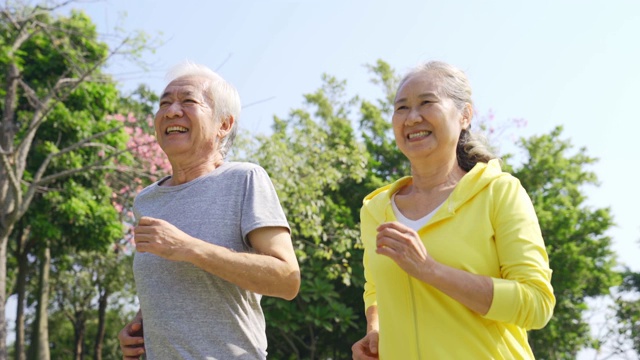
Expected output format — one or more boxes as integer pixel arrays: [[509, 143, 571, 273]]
[[397, 72, 443, 96]]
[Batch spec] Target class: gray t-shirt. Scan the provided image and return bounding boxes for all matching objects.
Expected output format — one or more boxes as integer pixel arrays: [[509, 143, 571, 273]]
[[133, 162, 290, 360]]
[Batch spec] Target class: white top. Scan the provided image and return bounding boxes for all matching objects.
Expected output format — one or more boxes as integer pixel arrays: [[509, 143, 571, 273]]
[[391, 193, 444, 231]]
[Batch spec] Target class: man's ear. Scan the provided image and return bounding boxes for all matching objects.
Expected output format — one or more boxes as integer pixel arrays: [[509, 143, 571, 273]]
[[218, 115, 235, 138]]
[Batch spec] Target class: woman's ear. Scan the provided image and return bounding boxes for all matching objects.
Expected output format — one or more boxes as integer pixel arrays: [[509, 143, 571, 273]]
[[461, 103, 473, 130]]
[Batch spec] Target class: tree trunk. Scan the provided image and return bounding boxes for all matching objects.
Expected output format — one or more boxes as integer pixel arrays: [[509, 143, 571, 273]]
[[28, 244, 51, 360], [93, 288, 109, 360], [2, 61, 21, 360], [14, 225, 30, 360], [73, 311, 85, 360], [0, 232, 8, 360]]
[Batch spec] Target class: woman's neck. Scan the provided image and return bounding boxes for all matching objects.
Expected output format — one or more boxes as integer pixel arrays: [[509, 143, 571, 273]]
[[408, 157, 466, 194]]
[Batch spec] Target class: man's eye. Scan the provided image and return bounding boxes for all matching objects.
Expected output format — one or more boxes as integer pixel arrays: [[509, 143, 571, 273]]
[[395, 106, 408, 111]]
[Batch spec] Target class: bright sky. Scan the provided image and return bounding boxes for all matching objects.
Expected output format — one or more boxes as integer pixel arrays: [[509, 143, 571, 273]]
[[77, 0, 639, 268], [8, 0, 640, 355]]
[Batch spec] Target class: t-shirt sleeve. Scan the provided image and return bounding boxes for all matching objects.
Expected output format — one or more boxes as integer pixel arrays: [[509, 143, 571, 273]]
[[240, 166, 291, 246]]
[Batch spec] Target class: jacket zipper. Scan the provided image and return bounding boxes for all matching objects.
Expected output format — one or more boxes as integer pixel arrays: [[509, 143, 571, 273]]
[[408, 275, 422, 360]]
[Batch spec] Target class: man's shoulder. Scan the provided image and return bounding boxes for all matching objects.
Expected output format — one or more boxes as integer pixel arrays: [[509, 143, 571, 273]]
[[222, 161, 263, 173], [136, 177, 166, 198], [218, 161, 273, 181]]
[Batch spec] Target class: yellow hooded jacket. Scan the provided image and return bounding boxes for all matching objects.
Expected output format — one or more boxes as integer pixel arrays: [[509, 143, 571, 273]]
[[361, 159, 555, 359]]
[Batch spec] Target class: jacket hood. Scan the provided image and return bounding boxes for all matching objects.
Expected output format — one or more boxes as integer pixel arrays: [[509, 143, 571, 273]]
[[362, 159, 508, 225]]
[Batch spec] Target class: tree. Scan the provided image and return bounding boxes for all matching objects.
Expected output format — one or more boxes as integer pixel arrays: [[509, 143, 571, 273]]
[[617, 270, 640, 355], [0, 1, 149, 355], [49, 249, 133, 360], [243, 74, 368, 359], [12, 72, 128, 360], [594, 267, 640, 359], [511, 126, 621, 359], [47, 305, 132, 360]]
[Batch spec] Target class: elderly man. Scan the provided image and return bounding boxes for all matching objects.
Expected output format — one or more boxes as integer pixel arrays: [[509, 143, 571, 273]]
[[118, 62, 300, 360]]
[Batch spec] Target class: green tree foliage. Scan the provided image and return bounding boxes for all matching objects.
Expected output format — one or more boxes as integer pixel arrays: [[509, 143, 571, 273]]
[[47, 250, 135, 360], [359, 60, 409, 184], [613, 269, 640, 355], [47, 305, 132, 360], [511, 126, 621, 359], [244, 74, 369, 359], [0, 1, 152, 358]]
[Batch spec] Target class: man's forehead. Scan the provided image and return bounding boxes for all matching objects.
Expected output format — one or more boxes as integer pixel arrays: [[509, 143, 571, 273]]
[[161, 76, 208, 97]]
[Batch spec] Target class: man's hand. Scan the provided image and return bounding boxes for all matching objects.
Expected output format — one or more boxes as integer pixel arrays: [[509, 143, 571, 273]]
[[134, 216, 196, 261], [118, 314, 145, 360]]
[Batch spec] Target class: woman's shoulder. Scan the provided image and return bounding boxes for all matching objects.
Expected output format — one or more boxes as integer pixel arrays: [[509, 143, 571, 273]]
[[468, 159, 521, 188], [363, 176, 412, 205]]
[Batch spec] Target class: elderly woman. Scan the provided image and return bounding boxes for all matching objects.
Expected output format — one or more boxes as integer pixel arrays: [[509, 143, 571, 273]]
[[352, 61, 555, 359], [118, 62, 300, 360]]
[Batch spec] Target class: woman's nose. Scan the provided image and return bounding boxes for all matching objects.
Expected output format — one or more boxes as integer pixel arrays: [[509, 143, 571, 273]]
[[405, 108, 422, 126]]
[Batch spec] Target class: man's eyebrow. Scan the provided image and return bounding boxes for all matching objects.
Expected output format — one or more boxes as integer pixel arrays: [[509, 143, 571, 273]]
[[160, 89, 198, 99]]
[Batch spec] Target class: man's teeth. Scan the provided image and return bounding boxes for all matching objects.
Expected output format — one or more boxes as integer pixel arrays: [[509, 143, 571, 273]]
[[166, 126, 188, 134], [408, 131, 431, 139]]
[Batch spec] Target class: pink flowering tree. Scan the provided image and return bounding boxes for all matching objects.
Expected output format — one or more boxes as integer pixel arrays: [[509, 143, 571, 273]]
[[107, 113, 171, 251], [473, 108, 528, 161]]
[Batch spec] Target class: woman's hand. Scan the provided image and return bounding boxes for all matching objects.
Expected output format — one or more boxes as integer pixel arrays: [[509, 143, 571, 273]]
[[375, 221, 435, 280], [352, 330, 379, 360], [377, 221, 495, 315]]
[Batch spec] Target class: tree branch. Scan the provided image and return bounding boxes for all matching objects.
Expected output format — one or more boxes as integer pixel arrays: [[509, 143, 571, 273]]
[[0, 152, 22, 226], [20, 130, 125, 214], [15, 38, 130, 164], [17, 79, 44, 109], [31, 124, 124, 184]]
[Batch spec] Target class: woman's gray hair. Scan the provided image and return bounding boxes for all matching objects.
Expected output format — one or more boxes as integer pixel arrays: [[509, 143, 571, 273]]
[[166, 61, 241, 158], [398, 61, 497, 171]]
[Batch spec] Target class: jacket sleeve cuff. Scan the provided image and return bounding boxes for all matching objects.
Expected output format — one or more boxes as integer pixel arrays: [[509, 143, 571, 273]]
[[485, 278, 517, 323]]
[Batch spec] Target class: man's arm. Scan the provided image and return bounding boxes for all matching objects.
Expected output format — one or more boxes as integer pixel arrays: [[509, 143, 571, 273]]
[[135, 217, 300, 299], [189, 226, 300, 299]]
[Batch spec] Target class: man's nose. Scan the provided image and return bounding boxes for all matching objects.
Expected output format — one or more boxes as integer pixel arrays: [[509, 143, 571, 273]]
[[165, 102, 183, 118]]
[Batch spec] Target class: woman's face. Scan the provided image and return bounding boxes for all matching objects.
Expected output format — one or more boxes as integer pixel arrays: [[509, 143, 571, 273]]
[[392, 72, 469, 164]]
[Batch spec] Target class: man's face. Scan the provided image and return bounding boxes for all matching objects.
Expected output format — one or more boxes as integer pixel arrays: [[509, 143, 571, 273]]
[[154, 76, 225, 161]]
